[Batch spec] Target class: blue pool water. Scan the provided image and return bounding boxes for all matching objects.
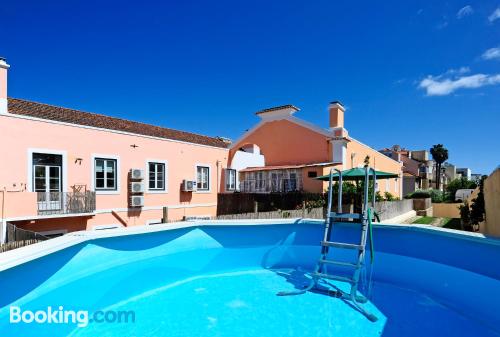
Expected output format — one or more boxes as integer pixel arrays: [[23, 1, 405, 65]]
[[0, 221, 499, 337]]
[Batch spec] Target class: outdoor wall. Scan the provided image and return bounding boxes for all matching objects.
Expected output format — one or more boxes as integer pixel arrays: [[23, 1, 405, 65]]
[[374, 199, 413, 221], [302, 166, 325, 193], [0, 113, 228, 233], [483, 168, 500, 237], [346, 138, 403, 199], [229, 149, 265, 191], [229, 119, 330, 166], [432, 203, 461, 218]]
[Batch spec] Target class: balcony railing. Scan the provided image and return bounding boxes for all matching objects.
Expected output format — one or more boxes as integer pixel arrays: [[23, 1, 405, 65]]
[[240, 178, 302, 193], [37, 191, 96, 215]]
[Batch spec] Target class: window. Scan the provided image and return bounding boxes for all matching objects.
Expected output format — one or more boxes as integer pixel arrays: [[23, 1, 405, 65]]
[[148, 162, 166, 191], [95, 158, 117, 190], [225, 169, 236, 191], [307, 171, 317, 178], [196, 166, 210, 191]]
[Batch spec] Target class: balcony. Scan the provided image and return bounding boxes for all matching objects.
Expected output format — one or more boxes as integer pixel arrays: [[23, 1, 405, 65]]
[[37, 191, 96, 215], [240, 178, 302, 193]]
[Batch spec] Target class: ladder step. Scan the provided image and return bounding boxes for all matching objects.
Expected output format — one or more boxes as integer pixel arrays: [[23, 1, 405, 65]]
[[321, 241, 363, 250], [329, 212, 361, 220], [311, 272, 354, 284], [319, 259, 359, 268]]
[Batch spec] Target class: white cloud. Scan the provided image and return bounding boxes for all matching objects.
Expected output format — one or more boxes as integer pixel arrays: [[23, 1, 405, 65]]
[[446, 67, 470, 75], [489, 7, 500, 22], [436, 21, 449, 29], [457, 5, 474, 19], [419, 72, 500, 96], [482, 47, 500, 60]]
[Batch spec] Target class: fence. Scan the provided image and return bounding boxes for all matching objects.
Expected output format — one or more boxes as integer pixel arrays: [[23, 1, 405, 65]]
[[0, 239, 45, 253], [217, 192, 415, 222], [37, 191, 96, 215], [215, 207, 324, 220], [1, 223, 49, 253], [217, 192, 326, 215]]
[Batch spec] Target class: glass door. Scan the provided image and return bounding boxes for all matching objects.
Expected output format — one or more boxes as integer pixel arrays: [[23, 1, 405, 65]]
[[33, 153, 63, 211]]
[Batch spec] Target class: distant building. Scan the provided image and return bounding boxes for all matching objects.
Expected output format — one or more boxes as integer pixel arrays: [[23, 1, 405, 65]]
[[456, 167, 472, 180]]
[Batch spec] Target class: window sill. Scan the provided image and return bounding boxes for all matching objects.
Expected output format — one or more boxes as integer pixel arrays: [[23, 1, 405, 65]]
[[95, 190, 120, 195], [195, 190, 211, 194], [147, 190, 169, 194]]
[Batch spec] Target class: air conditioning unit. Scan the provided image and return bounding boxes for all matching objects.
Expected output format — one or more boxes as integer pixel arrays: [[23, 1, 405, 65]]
[[129, 182, 145, 194], [129, 195, 144, 207], [130, 168, 145, 180], [182, 180, 197, 192]]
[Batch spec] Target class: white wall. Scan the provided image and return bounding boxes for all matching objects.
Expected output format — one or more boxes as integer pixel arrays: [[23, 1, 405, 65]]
[[230, 150, 265, 191]]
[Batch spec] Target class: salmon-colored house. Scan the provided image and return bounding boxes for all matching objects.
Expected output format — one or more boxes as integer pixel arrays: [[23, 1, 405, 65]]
[[0, 58, 231, 241], [228, 103, 403, 196]]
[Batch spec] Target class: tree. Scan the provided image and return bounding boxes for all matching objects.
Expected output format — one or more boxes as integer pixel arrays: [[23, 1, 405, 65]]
[[445, 177, 477, 202], [430, 144, 448, 190], [469, 175, 487, 232], [459, 201, 471, 231]]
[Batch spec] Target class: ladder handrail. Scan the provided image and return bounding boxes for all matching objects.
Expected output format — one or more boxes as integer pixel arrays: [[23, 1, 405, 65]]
[[326, 168, 343, 217]]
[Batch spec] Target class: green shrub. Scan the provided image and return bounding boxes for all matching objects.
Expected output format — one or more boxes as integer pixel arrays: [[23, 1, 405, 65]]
[[384, 192, 396, 201], [406, 190, 431, 199], [405, 189, 444, 203], [446, 178, 477, 202]]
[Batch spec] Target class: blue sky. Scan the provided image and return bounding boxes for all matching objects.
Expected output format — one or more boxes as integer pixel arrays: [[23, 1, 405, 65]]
[[1, 1, 499, 174]]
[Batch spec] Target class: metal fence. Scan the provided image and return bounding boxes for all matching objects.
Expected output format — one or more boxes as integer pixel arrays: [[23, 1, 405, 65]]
[[37, 191, 96, 215]]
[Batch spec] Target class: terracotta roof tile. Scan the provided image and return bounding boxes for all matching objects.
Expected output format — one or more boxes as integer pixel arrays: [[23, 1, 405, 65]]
[[7, 98, 229, 148]]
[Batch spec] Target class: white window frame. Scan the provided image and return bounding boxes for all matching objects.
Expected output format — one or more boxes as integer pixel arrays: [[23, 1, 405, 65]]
[[146, 159, 168, 194], [195, 164, 211, 193], [225, 168, 236, 191], [91, 154, 121, 195], [27, 148, 68, 193]]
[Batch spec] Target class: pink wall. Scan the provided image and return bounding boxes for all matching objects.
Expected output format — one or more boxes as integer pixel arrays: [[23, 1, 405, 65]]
[[230, 119, 330, 166], [0, 113, 228, 230], [228, 118, 403, 197]]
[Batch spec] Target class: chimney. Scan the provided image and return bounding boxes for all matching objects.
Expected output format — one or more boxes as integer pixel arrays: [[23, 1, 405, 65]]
[[329, 101, 345, 129], [0, 57, 9, 115]]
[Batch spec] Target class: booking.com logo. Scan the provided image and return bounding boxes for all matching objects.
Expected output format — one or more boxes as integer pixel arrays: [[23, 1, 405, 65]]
[[10, 306, 135, 328]]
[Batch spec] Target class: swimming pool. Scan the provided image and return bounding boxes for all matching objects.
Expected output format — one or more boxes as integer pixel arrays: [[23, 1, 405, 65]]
[[0, 219, 499, 337]]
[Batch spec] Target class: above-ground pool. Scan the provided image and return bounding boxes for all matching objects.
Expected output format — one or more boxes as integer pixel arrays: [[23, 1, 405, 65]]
[[0, 219, 499, 337]]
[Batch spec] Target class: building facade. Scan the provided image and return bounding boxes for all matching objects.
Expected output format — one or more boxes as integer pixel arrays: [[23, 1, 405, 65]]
[[227, 102, 403, 196], [0, 59, 229, 240]]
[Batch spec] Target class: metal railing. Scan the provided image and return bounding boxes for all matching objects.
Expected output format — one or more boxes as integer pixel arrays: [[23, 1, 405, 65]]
[[240, 178, 302, 193], [37, 191, 96, 215]]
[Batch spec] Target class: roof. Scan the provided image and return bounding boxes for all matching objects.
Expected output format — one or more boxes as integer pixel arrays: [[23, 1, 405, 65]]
[[239, 162, 338, 173], [7, 98, 230, 148], [255, 104, 299, 115]]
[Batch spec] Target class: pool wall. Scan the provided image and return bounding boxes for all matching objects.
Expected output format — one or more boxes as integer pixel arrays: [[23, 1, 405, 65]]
[[0, 219, 499, 332]]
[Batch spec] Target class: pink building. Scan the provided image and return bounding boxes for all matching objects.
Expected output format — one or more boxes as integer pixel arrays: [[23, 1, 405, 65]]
[[227, 103, 403, 196], [0, 58, 230, 240]]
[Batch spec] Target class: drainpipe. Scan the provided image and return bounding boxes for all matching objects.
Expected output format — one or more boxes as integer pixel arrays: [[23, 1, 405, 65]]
[[216, 160, 221, 193], [1, 188, 6, 244]]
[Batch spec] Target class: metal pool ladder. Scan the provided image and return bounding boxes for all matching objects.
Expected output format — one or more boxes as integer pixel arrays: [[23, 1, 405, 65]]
[[277, 167, 378, 322]]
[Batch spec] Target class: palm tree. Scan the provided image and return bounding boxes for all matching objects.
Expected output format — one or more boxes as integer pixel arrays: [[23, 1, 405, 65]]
[[430, 144, 448, 190]]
